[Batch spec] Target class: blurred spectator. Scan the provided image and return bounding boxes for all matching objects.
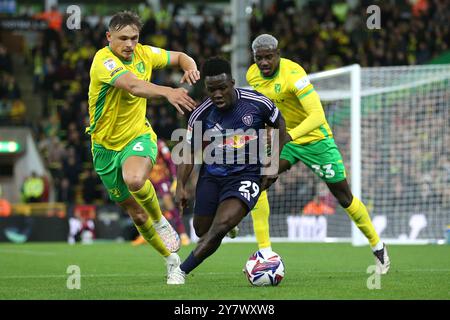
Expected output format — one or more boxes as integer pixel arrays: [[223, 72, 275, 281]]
[[0, 186, 12, 217], [81, 169, 102, 204], [0, 44, 13, 74], [21, 172, 45, 203], [68, 205, 96, 244], [33, 5, 63, 32], [22, 1, 448, 214], [302, 194, 335, 216], [0, 71, 25, 122], [249, 0, 450, 71], [0, 73, 21, 100]]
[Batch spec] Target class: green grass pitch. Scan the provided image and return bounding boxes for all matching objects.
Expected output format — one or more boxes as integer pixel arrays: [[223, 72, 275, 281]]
[[0, 242, 449, 300]]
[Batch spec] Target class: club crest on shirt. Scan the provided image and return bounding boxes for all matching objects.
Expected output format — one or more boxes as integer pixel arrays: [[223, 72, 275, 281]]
[[242, 114, 253, 126], [136, 61, 145, 73], [274, 83, 281, 93]]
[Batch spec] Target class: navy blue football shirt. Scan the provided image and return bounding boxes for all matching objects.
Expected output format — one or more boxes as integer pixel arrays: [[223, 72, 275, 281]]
[[186, 88, 280, 176]]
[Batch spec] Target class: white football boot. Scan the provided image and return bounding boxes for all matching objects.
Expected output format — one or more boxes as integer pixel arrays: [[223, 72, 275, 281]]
[[154, 216, 181, 253], [167, 266, 186, 285], [373, 243, 391, 274], [165, 253, 181, 278]]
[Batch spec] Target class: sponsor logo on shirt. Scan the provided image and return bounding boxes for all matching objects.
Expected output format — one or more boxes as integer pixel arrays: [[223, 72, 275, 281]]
[[218, 134, 258, 149], [103, 58, 117, 71], [210, 123, 224, 132], [294, 76, 311, 91], [110, 67, 123, 77]]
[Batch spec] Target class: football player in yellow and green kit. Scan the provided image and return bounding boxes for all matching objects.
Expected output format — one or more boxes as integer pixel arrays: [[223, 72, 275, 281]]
[[245, 34, 390, 274], [88, 11, 199, 280]]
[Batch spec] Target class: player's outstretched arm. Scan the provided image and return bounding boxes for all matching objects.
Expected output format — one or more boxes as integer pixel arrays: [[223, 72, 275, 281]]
[[114, 71, 196, 114], [168, 51, 200, 85]]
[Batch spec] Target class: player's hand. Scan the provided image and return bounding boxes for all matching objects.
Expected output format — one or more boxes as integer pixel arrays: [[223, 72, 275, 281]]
[[166, 87, 197, 115], [175, 183, 189, 210], [283, 133, 292, 145], [260, 174, 279, 191], [180, 69, 200, 85]]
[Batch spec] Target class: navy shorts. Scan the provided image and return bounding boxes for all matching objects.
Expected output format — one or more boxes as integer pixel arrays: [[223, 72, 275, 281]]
[[194, 172, 262, 216]]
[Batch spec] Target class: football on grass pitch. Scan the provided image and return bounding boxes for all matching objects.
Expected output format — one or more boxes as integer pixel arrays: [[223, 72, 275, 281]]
[[244, 250, 285, 286]]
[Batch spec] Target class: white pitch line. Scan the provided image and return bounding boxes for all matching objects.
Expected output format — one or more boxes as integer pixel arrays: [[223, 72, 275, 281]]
[[0, 272, 236, 280], [1, 270, 448, 281], [0, 273, 152, 279], [0, 249, 57, 256]]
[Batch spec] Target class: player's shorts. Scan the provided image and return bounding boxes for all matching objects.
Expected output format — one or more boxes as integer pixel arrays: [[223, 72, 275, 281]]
[[92, 133, 158, 202], [153, 179, 172, 197], [280, 138, 346, 183], [194, 171, 262, 216]]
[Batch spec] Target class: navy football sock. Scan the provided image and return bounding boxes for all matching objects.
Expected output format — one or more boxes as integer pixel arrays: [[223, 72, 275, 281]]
[[180, 252, 203, 274]]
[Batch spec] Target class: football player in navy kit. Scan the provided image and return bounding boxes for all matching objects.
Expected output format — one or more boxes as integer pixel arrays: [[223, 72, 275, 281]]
[[168, 57, 286, 284]]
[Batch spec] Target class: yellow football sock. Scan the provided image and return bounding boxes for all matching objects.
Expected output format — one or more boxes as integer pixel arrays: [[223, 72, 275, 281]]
[[130, 180, 163, 223], [251, 190, 272, 249], [135, 218, 170, 257], [344, 196, 380, 247]]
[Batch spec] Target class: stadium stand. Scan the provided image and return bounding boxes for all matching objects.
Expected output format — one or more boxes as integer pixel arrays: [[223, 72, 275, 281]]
[[1, 0, 448, 231]]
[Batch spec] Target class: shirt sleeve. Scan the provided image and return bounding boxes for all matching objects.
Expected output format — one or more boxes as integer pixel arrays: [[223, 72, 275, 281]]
[[144, 45, 170, 70], [91, 53, 128, 85], [245, 66, 253, 86], [257, 93, 280, 127], [288, 90, 326, 140], [287, 64, 326, 140], [288, 64, 315, 99]]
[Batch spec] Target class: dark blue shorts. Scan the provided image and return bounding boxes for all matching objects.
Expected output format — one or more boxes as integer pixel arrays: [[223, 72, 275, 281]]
[[194, 172, 262, 216]]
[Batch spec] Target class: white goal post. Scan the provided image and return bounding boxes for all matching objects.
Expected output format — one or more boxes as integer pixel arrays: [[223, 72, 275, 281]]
[[196, 64, 450, 246]]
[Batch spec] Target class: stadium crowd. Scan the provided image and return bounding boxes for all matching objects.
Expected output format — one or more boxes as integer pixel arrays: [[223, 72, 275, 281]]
[[2, 0, 449, 232], [24, 4, 233, 206], [0, 44, 26, 123], [250, 0, 449, 72]]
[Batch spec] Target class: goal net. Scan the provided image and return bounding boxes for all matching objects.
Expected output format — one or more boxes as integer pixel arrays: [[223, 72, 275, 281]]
[[190, 64, 450, 245]]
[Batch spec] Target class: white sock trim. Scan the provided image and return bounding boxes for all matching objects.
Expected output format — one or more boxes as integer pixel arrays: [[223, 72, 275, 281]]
[[154, 215, 167, 228], [165, 252, 178, 261], [259, 247, 273, 256], [371, 241, 384, 252]]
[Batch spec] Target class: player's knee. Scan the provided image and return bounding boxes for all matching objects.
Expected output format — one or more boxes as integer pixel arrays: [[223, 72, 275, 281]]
[[193, 221, 208, 238], [123, 174, 146, 192], [195, 226, 207, 238]]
